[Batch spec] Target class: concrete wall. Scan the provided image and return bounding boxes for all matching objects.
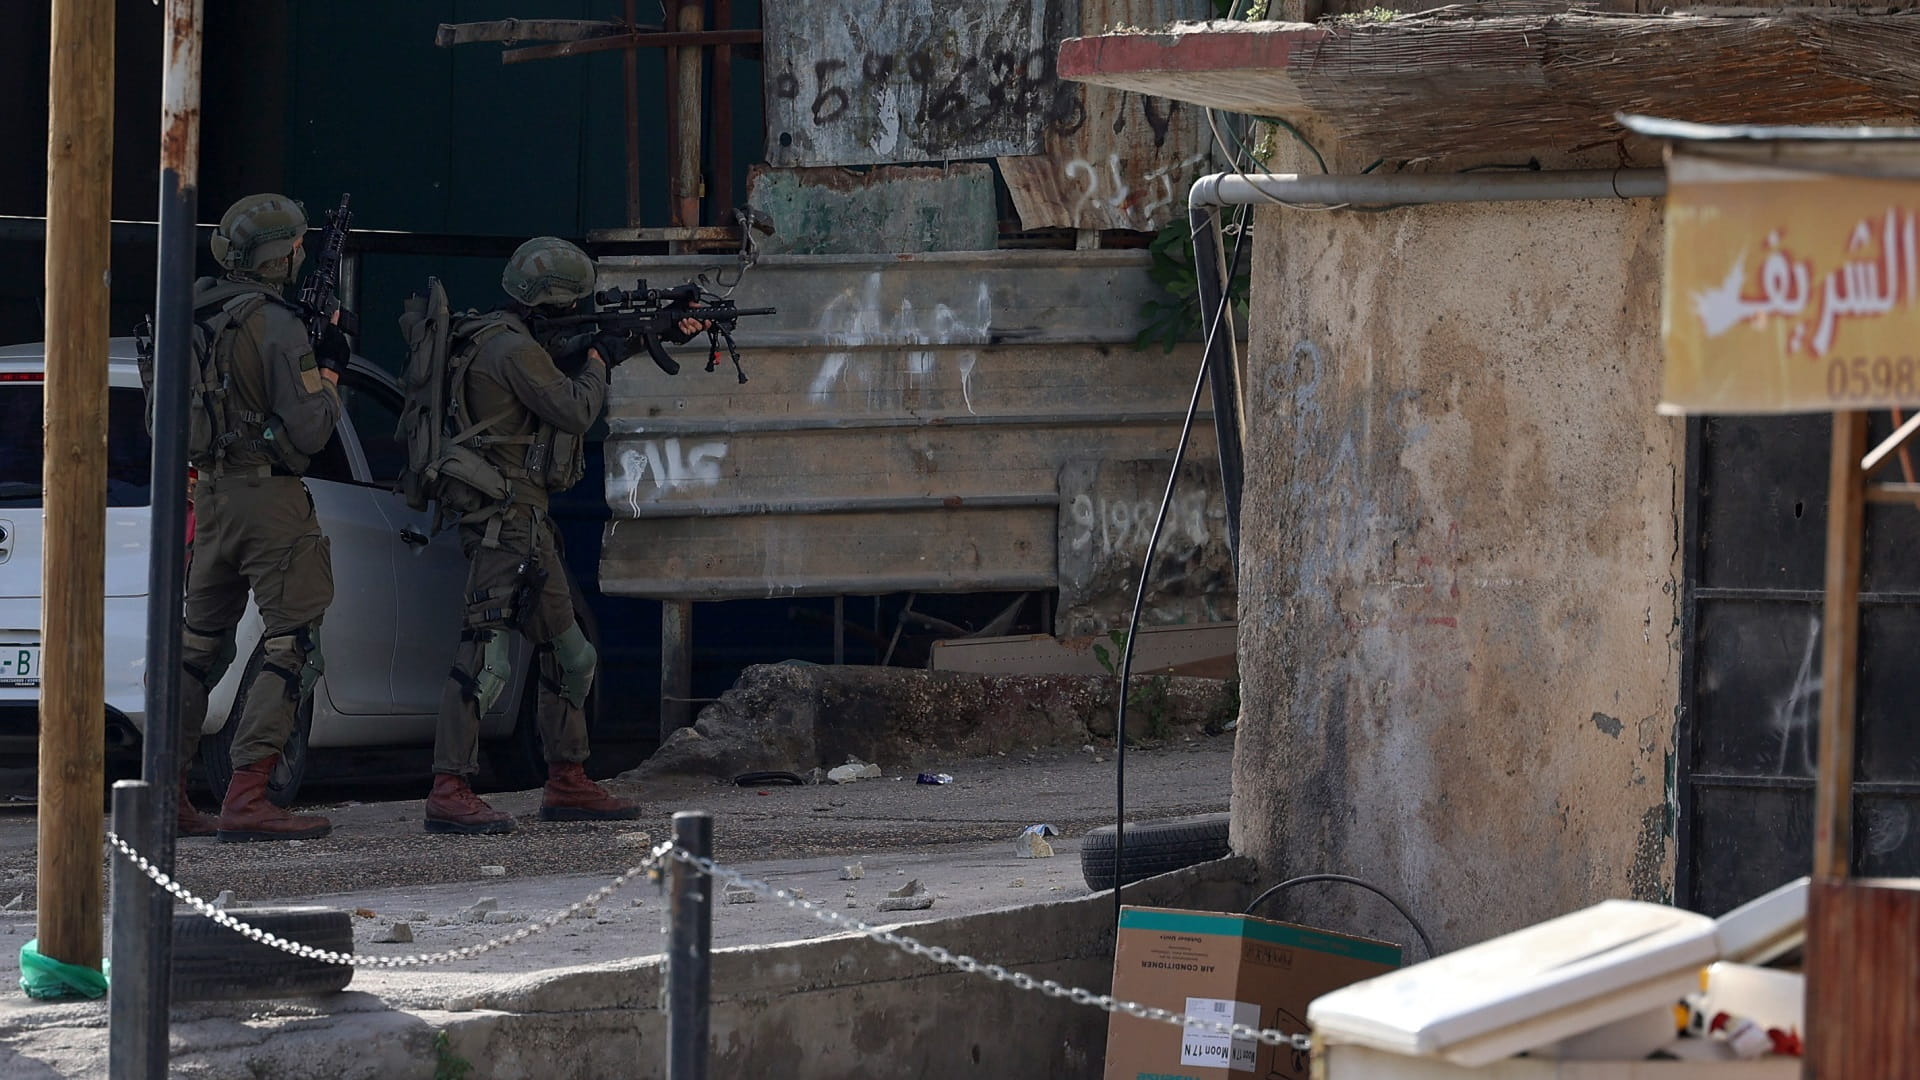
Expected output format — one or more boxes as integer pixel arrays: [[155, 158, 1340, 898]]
[[1229, 194, 1684, 950]]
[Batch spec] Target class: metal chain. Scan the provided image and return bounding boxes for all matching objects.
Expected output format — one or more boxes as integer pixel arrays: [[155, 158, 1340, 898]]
[[104, 830, 674, 969], [102, 833, 1316, 1050], [672, 849, 1316, 1053]]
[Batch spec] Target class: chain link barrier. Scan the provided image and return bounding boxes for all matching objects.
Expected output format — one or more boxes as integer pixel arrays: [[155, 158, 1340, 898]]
[[105, 834, 1313, 1052], [105, 831, 675, 969]]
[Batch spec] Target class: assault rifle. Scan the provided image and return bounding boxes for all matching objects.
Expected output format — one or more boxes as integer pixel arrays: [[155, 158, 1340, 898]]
[[536, 280, 776, 384], [297, 193, 359, 341]]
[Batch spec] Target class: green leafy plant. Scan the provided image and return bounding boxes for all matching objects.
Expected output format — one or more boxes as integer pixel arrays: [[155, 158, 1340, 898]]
[[433, 1032, 474, 1080], [1130, 675, 1174, 740], [1335, 6, 1397, 22], [1091, 629, 1129, 676], [1135, 218, 1251, 354]]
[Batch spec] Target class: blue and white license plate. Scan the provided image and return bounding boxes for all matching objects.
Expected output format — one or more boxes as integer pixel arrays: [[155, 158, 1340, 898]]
[[0, 643, 39, 686]]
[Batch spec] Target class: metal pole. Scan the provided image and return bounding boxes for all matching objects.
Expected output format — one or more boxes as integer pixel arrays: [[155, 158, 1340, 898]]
[[108, 781, 158, 1080], [1190, 167, 1667, 208], [667, 810, 713, 1080], [661, 601, 693, 740], [1187, 205, 1244, 559], [38, 0, 114, 980], [133, 0, 203, 1062]]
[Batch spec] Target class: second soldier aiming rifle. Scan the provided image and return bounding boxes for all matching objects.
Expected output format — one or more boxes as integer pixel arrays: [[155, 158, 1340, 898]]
[[536, 280, 776, 383]]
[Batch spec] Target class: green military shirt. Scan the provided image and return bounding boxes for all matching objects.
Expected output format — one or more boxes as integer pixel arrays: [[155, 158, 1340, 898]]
[[191, 275, 341, 473], [460, 312, 607, 508]]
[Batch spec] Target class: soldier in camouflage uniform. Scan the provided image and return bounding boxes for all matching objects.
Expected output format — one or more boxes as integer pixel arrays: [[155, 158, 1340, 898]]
[[176, 194, 352, 842], [424, 237, 706, 834]]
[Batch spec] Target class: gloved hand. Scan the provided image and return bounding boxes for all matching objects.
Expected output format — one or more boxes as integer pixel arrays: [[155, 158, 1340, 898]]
[[311, 320, 350, 376], [590, 331, 629, 367]]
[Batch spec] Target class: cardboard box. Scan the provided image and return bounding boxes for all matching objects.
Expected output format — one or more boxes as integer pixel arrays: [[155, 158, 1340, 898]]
[[1104, 906, 1401, 1080]]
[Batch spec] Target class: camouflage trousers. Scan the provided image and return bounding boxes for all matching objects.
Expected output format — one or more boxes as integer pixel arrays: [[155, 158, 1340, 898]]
[[180, 473, 333, 771], [432, 506, 593, 777]]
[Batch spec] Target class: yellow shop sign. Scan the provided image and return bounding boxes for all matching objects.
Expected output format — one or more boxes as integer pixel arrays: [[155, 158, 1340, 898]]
[[1663, 155, 1920, 414]]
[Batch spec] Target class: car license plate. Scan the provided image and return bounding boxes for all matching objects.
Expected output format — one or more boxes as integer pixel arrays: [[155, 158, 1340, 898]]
[[0, 643, 39, 686]]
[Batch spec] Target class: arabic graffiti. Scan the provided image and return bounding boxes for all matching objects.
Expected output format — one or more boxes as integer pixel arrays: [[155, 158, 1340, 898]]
[[1693, 211, 1920, 359]]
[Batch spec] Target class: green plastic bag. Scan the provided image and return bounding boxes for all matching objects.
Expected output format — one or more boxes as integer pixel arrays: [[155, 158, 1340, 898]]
[[19, 939, 108, 1000]]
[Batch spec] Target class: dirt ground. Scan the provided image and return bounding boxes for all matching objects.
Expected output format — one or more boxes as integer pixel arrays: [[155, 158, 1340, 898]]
[[0, 738, 1233, 1001]]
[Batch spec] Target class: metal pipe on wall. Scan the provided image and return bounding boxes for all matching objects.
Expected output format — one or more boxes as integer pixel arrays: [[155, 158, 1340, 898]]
[[1184, 167, 1669, 545]]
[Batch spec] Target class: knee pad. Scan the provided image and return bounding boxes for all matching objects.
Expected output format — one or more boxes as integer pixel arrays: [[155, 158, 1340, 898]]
[[550, 623, 596, 708], [456, 629, 512, 714], [261, 625, 323, 702], [182, 625, 238, 688]]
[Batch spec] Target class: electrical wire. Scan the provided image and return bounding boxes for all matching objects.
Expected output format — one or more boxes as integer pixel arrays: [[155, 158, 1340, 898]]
[[1112, 199, 1251, 931], [1245, 874, 1438, 962]]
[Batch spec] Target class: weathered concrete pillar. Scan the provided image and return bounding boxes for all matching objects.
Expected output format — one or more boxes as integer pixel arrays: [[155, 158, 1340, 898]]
[[1230, 196, 1683, 950]]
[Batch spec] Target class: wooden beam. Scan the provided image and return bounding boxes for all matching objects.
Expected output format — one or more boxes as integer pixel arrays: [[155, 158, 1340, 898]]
[[434, 19, 646, 48], [38, 0, 112, 975], [1806, 878, 1920, 1078], [1813, 410, 1868, 882], [501, 28, 762, 64], [1865, 482, 1920, 506], [672, 1, 705, 236], [1861, 408, 1920, 478]]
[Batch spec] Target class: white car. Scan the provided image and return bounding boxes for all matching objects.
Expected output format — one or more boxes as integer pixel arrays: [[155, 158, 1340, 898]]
[[0, 338, 543, 805]]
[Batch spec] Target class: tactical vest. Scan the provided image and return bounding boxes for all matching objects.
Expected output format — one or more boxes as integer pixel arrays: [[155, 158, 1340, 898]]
[[137, 280, 310, 475], [397, 282, 584, 542]]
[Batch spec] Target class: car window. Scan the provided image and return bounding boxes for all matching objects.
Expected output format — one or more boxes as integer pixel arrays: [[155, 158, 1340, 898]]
[[1, 380, 153, 508], [339, 377, 407, 486]]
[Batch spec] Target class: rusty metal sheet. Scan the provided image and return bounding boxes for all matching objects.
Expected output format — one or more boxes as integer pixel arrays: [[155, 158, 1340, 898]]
[[998, 0, 1215, 232], [762, 0, 1078, 167], [748, 163, 999, 255], [593, 251, 1215, 601]]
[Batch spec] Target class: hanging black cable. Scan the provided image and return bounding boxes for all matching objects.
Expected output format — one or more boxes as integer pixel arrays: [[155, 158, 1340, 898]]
[[1245, 874, 1438, 962], [1112, 201, 1249, 930]]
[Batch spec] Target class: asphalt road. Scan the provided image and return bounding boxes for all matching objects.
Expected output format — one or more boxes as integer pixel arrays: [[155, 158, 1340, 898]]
[[0, 737, 1234, 920]]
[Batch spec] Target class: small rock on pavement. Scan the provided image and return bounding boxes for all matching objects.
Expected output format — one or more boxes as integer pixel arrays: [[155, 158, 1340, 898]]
[[886, 879, 924, 899], [463, 897, 499, 922], [373, 922, 413, 944], [1010, 879, 1026, 888], [724, 883, 758, 905], [839, 862, 864, 880], [483, 911, 519, 925], [825, 761, 883, 784], [479, 865, 507, 877], [615, 832, 654, 848], [878, 893, 935, 912], [630, 898, 646, 909]]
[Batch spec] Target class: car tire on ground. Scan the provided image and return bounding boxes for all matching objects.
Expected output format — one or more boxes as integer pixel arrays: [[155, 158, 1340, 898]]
[[200, 643, 313, 809], [171, 905, 353, 1002], [1080, 812, 1233, 891]]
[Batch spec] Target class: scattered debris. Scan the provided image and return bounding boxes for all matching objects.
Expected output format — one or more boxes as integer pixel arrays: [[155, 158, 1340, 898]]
[[1093, 756, 1108, 764], [630, 898, 646, 909], [615, 832, 655, 847], [462, 897, 500, 922], [3, 894, 24, 911], [846, 900, 859, 909], [479, 865, 507, 877], [402, 909, 429, 923], [482, 911, 519, 925], [724, 882, 759, 905], [826, 761, 883, 784], [352, 908, 376, 919], [788, 888, 806, 900], [839, 862, 865, 881], [372, 922, 413, 944], [1015, 824, 1060, 859], [1081, 744, 1096, 754], [916, 772, 953, 785], [1011, 878, 1026, 888], [844, 889, 858, 898], [213, 891, 238, 910], [879, 879, 934, 912], [578, 905, 598, 919]]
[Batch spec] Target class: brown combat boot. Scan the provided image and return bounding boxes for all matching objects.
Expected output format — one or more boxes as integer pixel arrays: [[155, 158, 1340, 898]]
[[424, 773, 516, 835], [177, 770, 218, 838], [539, 762, 640, 822], [216, 757, 332, 843]]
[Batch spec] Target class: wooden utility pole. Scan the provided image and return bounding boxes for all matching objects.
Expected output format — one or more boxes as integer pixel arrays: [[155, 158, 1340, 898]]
[[38, 0, 114, 973]]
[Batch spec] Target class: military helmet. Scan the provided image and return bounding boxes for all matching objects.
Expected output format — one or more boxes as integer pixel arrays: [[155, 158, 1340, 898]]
[[210, 193, 307, 273], [502, 237, 596, 307]]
